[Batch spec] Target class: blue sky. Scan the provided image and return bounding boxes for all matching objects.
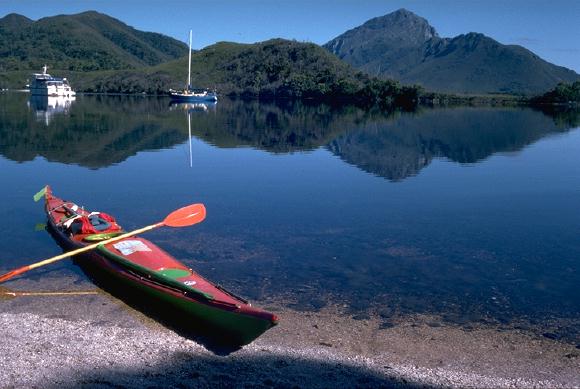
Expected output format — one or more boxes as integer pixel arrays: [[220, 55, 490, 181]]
[[1, 0, 579, 73]]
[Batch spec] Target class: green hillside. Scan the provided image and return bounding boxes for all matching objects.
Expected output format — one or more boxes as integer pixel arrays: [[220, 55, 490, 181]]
[[531, 81, 580, 105], [81, 39, 369, 96], [0, 11, 187, 71], [74, 39, 423, 106]]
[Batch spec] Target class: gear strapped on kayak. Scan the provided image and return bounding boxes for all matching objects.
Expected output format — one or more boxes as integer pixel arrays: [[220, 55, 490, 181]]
[[54, 203, 123, 236], [68, 213, 122, 235]]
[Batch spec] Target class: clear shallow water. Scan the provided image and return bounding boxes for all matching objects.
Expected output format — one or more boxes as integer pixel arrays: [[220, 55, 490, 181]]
[[1, 92, 579, 342]]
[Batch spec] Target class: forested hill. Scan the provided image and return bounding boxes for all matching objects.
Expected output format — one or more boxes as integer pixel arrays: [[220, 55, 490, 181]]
[[75, 39, 423, 104], [94, 39, 371, 96], [0, 11, 188, 71]]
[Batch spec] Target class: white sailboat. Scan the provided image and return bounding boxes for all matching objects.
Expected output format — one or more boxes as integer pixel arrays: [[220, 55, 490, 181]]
[[169, 30, 217, 102]]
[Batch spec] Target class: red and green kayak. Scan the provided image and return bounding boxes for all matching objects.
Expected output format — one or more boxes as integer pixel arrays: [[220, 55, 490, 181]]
[[43, 186, 278, 346]]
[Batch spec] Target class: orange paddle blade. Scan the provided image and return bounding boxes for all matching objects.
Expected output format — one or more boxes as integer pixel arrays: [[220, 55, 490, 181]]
[[0, 267, 31, 283], [163, 203, 206, 227]]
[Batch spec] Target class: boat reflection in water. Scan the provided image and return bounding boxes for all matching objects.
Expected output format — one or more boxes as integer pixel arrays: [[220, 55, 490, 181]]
[[169, 101, 217, 167], [169, 101, 217, 113], [27, 94, 76, 125]]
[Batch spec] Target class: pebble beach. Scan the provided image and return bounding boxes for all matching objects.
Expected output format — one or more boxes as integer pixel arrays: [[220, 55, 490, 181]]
[[1, 278, 578, 389]]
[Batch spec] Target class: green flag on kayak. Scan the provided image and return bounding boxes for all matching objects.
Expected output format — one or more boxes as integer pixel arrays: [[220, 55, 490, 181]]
[[33, 186, 47, 202]]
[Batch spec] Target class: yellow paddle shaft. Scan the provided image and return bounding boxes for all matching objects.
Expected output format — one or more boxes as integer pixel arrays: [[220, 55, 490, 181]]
[[0, 222, 163, 283]]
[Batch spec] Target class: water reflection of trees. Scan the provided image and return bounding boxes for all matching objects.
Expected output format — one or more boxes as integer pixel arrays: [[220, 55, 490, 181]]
[[1, 93, 577, 178], [188, 99, 378, 152], [0, 94, 184, 168]]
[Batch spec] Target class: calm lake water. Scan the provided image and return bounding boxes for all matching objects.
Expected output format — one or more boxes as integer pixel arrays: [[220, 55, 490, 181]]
[[1, 92, 579, 343]]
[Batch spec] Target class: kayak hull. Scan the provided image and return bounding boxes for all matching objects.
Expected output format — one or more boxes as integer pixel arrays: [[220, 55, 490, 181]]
[[44, 188, 277, 347]]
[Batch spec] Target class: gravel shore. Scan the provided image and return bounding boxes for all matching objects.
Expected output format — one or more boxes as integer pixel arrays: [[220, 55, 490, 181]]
[[1, 280, 578, 388]]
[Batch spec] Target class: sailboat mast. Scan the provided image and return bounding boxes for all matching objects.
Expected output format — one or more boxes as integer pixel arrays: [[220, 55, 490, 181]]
[[187, 30, 192, 90]]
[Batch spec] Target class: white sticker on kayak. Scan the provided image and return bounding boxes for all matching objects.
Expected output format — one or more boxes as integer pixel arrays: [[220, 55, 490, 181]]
[[113, 240, 152, 255]]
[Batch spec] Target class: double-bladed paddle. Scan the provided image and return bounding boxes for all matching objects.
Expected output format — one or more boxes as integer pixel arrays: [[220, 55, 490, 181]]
[[0, 203, 206, 284]]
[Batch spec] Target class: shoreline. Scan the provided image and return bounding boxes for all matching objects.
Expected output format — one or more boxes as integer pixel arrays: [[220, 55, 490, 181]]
[[3, 87, 579, 109], [1, 284, 578, 388]]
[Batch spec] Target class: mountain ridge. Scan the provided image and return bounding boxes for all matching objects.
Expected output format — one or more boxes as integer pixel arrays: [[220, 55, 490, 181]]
[[324, 9, 579, 95]]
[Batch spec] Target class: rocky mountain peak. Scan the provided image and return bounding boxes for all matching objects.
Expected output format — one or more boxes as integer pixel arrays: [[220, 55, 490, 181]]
[[361, 8, 438, 44], [323, 9, 439, 66]]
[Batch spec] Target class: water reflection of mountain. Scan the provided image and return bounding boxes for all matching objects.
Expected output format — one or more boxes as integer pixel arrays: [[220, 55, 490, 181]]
[[0, 92, 578, 175], [192, 102, 578, 181], [327, 107, 578, 181]]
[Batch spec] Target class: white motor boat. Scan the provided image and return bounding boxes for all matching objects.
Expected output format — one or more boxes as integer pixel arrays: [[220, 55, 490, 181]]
[[29, 65, 76, 97]]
